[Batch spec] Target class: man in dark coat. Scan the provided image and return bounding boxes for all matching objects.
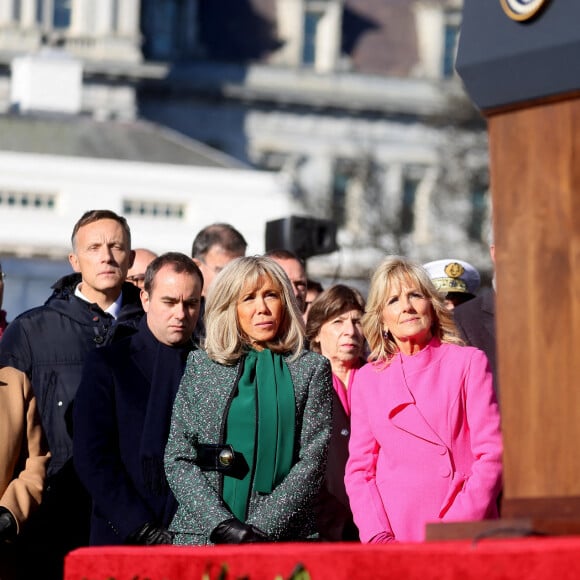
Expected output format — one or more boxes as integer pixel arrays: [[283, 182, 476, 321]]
[[0, 209, 143, 578], [0, 260, 8, 339], [453, 242, 498, 392], [73, 252, 203, 545], [454, 287, 496, 384]]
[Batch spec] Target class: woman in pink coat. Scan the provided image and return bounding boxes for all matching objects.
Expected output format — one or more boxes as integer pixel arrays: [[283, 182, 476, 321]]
[[345, 256, 502, 543]]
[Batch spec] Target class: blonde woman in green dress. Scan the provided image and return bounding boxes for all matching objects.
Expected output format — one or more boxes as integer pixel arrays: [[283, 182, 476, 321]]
[[165, 255, 333, 545]]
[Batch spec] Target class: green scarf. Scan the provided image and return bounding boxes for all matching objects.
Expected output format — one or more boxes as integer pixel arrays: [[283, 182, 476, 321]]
[[223, 349, 296, 520]]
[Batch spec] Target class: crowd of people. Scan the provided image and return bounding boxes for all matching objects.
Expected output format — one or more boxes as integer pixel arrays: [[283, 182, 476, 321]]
[[0, 209, 502, 579]]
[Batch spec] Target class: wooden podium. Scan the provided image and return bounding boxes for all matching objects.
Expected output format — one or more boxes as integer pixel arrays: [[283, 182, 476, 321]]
[[428, 0, 580, 539]]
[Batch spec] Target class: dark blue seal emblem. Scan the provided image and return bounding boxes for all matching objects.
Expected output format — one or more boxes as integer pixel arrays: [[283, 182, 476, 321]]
[[500, 0, 549, 21]]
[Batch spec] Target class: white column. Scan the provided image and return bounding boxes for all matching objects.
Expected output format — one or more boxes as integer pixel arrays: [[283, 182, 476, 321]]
[[315, 1, 342, 73], [95, 0, 114, 35], [117, 0, 140, 36], [0, 1, 14, 25], [70, 0, 92, 34], [276, 0, 304, 66], [20, 0, 38, 27], [413, 3, 444, 79]]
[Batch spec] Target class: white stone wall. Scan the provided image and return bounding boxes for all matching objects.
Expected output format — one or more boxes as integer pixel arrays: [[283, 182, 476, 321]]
[[11, 52, 83, 114], [0, 151, 299, 259]]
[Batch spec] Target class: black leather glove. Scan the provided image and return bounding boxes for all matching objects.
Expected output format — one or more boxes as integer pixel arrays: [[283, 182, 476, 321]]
[[126, 522, 174, 545], [210, 517, 270, 544], [0, 507, 17, 543]]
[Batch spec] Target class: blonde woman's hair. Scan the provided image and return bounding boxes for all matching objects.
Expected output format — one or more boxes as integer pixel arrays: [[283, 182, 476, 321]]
[[204, 255, 305, 365], [363, 256, 464, 364]]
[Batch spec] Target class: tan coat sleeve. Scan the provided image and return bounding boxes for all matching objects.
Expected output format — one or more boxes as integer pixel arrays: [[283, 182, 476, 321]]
[[0, 366, 50, 533]]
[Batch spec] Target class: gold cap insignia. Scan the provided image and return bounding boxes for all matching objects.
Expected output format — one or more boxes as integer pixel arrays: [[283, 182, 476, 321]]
[[444, 262, 465, 279]]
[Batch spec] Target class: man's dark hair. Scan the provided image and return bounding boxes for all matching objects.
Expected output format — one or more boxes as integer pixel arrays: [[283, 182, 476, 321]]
[[71, 210, 131, 250], [264, 248, 305, 266], [307, 279, 324, 293], [191, 223, 247, 260], [144, 252, 204, 294]]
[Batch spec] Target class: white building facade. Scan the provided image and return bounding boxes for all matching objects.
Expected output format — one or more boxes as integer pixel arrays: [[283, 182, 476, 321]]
[[0, 147, 298, 316], [0, 0, 493, 296]]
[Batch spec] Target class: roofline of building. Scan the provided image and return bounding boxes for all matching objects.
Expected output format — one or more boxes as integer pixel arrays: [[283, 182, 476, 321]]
[[0, 53, 481, 121]]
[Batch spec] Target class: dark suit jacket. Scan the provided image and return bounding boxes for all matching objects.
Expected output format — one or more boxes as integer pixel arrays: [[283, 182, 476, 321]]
[[73, 320, 187, 545], [453, 287, 498, 391], [314, 390, 359, 541]]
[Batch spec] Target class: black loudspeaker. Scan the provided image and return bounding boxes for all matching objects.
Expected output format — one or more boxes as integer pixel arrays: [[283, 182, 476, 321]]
[[265, 216, 338, 260]]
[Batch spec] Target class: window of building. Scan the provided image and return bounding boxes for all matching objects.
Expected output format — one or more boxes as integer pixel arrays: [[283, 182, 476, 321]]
[[34, 0, 72, 30], [53, 0, 71, 28], [302, 10, 323, 66], [111, 0, 119, 32], [276, 0, 341, 71], [332, 158, 357, 227], [0, 189, 56, 209], [401, 175, 419, 235], [122, 199, 185, 219], [442, 10, 461, 78], [468, 181, 489, 241], [141, 0, 197, 60]]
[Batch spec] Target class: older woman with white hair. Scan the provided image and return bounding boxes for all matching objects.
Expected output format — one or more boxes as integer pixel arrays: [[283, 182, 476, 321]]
[[165, 256, 333, 545]]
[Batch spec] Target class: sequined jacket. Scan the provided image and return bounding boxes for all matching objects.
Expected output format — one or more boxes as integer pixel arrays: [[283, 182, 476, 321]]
[[164, 348, 333, 545]]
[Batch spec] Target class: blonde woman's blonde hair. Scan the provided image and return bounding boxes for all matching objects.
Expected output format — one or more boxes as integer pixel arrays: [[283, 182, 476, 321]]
[[204, 255, 305, 365], [363, 256, 464, 364]]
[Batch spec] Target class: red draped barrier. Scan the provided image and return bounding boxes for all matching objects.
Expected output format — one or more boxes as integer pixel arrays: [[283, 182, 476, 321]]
[[65, 537, 580, 580]]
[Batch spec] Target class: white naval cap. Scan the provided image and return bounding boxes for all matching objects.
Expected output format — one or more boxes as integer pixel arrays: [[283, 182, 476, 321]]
[[423, 259, 481, 296]]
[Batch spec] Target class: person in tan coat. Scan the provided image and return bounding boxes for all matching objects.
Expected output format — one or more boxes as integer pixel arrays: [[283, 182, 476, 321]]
[[0, 366, 49, 577]]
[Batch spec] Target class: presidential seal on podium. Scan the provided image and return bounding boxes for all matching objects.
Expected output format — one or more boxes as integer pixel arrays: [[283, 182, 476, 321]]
[[500, 0, 550, 21]]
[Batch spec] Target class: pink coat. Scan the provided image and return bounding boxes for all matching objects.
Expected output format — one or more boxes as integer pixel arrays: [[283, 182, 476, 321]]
[[345, 338, 502, 543]]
